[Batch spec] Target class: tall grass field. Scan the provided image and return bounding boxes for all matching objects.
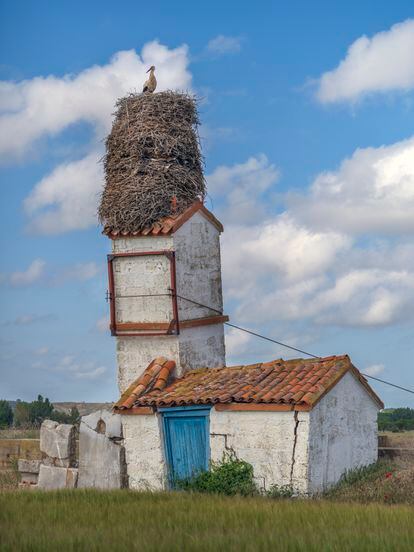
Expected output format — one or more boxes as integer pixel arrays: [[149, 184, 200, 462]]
[[1, 490, 413, 552]]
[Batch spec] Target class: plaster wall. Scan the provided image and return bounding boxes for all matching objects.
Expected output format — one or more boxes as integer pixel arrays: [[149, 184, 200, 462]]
[[174, 211, 224, 320], [110, 214, 226, 393], [117, 335, 179, 393], [308, 371, 379, 493], [122, 409, 311, 493], [210, 409, 310, 493], [122, 414, 166, 491]]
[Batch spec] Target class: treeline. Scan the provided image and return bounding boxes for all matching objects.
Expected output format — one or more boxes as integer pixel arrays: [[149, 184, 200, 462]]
[[0, 395, 80, 429], [378, 408, 414, 432]]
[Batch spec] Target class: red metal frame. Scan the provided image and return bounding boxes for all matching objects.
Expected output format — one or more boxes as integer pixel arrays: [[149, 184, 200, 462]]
[[107, 250, 180, 337]]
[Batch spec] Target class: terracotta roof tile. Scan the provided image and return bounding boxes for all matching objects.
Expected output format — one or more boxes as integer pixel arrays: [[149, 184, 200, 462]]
[[114, 354, 384, 411], [103, 201, 223, 237], [114, 357, 176, 410]]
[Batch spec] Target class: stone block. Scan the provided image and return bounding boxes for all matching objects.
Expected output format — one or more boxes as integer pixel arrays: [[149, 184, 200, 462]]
[[81, 409, 122, 440], [40, 420, 76, 467], [19, 472, 38, 485], [37, 464, 78, 489], [18, 459, 41, 474], [77, 412, 127, 489]]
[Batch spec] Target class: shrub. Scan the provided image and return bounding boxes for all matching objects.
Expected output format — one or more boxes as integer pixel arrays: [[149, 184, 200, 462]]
[[0, 400, 13, 428], [266, 484, 294, 499], [176, 454, 257, 496]]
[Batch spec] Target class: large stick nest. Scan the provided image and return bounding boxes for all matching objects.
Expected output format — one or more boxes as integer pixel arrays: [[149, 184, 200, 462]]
[[99, 91, 206, 234]]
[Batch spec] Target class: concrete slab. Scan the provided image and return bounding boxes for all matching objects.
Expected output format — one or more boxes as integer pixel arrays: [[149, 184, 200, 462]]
[[18, 459, 41, 474], [40, 420, 76, 467], [77, 414, 127, 489], [81, 410, 122, 440], [37, 465, 78, 489]]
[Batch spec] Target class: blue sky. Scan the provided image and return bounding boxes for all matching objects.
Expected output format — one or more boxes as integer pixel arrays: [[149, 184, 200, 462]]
[[1, 1, 414, 407]]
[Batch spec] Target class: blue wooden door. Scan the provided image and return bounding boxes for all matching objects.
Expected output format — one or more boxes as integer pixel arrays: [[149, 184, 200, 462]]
[[161, 407, 210, 485]]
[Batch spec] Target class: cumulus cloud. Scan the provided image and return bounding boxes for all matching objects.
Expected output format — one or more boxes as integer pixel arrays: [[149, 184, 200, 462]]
[[288, 136, 414, 235], [213, 147, 414, 331], [316, 19, 414, 103], [0, 42, 192, 234], [53, 262, 100, 284], [24, 151, 104, 234], [0, 42, 191, 160], [3, 260, 99, 287], [207, 154, 279, 224], [54, 355, 107, 380], [96, 315, 109, 333], [364, 364, 385, 377], [1, 313, 56, 326], [206, 35, 243, 56], [9, 259, 45, 286]]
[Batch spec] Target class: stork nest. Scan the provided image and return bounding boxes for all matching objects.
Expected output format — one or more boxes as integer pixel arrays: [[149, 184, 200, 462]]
[[99, 91, 206, 234]]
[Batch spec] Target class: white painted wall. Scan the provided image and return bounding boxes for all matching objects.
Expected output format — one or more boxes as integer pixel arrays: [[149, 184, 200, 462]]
[[308, 371, 379, 493], [122, 414, 166, 491], [210, 409, 310, 493], [121, 375, 379, 494], [110, 212, 226, 393], [122, 408, 310, 494], [174, 211, 224, 320]]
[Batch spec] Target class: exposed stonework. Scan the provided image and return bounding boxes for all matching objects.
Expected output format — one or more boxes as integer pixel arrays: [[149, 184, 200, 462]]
[[38, 465, 78, 489], [40, 420, 76, 468], [18, 459, 41, 486], [77, 410, 127, 489]]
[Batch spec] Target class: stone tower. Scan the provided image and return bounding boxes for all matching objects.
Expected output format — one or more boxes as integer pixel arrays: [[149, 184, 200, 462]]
[[100, 92, 227, 393], [105, 201, 228, 393]]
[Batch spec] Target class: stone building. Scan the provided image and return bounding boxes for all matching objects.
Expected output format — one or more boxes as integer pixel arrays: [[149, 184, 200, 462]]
[[92, 91, 383, 494], [105, 201, 383, 494]]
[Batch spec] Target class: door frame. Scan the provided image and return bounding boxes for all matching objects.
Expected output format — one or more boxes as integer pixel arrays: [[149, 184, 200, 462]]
[[160, 406, 211, 487]]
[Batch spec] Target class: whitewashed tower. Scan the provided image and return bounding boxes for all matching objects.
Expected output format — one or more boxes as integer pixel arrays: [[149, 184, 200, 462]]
[[100, 92, 227, 393]]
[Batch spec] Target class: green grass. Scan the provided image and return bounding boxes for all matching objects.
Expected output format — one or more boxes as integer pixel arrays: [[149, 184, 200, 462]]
[[1, 490, 413, 552]]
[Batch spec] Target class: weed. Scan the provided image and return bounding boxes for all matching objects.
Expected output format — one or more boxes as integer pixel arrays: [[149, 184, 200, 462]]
[[176, 454, 257, 496]]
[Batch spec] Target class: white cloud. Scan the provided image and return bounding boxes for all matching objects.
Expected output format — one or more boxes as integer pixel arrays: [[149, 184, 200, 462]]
[[96, 315, 109, 333], [24, 151, 104, 234], [215, 146, 414, 330], [207, 35, 242, 56], [0, 42, 192, 234], [207, 154, 279, 224], [316, 19, 414, 103], [55, 262, 100, 284], [9, 259, 45, 286], [74, 366, 106, 380], [289, 136, 414, 235], [34, 347, 49, 356], [54, 355, 107, 380], [3, 260, 99, 287], [225, 327, 252, 358], [364, 364, 385, 377], [0, 42, 191, 160]]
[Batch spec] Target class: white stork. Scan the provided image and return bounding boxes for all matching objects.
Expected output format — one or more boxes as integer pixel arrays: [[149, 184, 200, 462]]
[[143, 66, 157, 93]]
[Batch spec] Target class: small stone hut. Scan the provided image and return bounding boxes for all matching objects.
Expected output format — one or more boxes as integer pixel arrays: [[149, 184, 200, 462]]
[[97, 91, 383, 494]]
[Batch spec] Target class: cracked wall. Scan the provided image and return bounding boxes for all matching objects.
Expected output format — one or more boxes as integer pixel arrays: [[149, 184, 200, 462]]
[[112, 211, 226, 394], [308, 371, 379, 493]]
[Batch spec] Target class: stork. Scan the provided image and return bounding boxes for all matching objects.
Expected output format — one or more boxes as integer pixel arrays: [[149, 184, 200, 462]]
[[143, 66, 157, 93]]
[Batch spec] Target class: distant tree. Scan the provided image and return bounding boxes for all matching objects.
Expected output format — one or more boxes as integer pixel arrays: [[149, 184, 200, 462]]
[[69, 406, 80, 424], [0, 400, 13, 428], [49, 406, 80, 426], [378, 407, 414, 432], [28, 395, 54, 427], [14, 400, 31, 427]]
